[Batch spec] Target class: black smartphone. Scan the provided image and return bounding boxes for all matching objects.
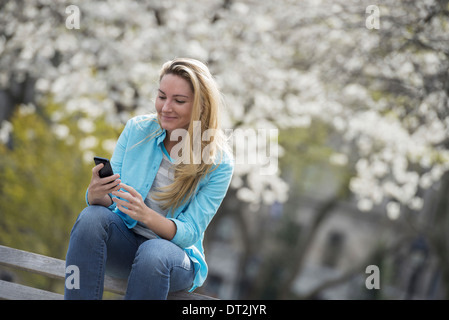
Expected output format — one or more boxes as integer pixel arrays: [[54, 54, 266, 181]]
[[93, 156, 114, 178]]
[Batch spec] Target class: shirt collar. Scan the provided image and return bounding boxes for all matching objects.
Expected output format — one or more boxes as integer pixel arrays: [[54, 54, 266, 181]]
[[155, 128, 166, 146]]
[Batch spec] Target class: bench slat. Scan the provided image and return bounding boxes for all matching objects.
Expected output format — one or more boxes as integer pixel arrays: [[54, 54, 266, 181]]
[[0, 280, 63, 300], [167, 290, 216, 300], [0, 245, 216, 300], [0, 245, 127, 295], [0, 245, 65, 280]]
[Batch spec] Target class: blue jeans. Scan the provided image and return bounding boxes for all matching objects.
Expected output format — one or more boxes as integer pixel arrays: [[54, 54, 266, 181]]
[[64, 205, 194, 300]]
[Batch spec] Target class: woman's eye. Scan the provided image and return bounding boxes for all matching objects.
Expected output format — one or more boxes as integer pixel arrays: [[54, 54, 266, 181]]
[[176, 100, 186, 104], [158, 96, 166, 100]]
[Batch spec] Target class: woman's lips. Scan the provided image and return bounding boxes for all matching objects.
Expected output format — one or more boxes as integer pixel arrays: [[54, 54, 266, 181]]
[[161, 115, 177, 121]]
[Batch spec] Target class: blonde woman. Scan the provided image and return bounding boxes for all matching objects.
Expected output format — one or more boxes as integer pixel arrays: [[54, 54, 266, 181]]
[[65, 58, 234, 299]]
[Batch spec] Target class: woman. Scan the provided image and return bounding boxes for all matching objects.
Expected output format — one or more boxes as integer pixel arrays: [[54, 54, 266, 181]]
[[64, 58, 234, 299]]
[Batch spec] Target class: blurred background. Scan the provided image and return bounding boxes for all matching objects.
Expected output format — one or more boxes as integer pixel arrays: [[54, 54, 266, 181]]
[[1, 0, 449, 300]]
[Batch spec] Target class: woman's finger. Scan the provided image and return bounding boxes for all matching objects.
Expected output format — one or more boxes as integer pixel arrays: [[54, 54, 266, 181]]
[[92, 163, 104, 175], [100, 173, 120, 185], [113, 197, 132, 209], [112, 189, 132, 201], [106, 180, 121, 192], [118, 183, 140, 198]]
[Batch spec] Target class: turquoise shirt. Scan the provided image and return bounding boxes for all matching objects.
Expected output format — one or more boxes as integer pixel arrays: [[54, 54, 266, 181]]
[[86, 114, 234, 291]]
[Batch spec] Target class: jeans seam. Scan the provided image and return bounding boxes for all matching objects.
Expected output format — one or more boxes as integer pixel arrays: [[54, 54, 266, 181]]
[[94, 241, 105, 299]]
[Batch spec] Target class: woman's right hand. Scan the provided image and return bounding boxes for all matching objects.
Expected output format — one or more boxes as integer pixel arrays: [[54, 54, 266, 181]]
[[87, 163, 121, 206]]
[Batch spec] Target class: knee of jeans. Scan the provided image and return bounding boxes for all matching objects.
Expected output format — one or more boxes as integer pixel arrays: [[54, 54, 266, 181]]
[[73, 205, 112, 235], [134, 240, 171, 272]]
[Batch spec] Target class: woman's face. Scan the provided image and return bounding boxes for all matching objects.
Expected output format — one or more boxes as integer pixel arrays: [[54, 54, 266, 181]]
[[156, 74, 194, 134]]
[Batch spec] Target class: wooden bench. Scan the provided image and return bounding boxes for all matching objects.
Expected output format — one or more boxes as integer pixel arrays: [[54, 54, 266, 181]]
[[0, 245, 215, 300]]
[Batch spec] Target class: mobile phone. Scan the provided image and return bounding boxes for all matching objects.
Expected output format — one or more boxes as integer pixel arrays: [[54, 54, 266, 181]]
[[93, 156, 114, 178]]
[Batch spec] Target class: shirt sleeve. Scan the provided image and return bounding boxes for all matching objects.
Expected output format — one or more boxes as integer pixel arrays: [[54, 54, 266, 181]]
[[168, 160, 234, 249], [110, 119, 132, 180]]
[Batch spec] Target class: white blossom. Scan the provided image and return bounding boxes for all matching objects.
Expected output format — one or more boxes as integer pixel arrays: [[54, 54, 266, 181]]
[[1, 0, 448, 212], [0, 121, 13, 144]]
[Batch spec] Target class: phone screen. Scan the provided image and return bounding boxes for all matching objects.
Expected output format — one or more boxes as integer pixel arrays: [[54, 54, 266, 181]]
[[94, 156, 114, 178]]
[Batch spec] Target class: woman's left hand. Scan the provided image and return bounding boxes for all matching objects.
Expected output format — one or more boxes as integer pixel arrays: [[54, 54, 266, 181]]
[[112, 183, 150, 224], [112, 183, 177, 240]]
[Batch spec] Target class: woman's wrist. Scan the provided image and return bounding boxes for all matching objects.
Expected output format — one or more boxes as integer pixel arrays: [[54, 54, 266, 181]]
[[143, 207, 176, 240], [141, 206, 156, 228], [88, 192, 113, 207]]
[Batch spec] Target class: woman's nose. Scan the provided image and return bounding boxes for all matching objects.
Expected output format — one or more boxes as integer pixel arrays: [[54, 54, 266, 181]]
[[162, 99, 173, 112]]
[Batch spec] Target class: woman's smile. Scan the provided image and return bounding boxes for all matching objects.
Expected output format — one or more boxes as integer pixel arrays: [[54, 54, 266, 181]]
[[160, 115, 178, 121]]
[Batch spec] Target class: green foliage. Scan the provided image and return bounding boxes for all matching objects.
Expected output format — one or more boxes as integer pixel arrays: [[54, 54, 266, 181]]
[[0, 104, 122, 262]]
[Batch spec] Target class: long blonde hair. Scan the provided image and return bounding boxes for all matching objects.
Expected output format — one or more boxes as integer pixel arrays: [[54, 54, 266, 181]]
[[151, 58, 229, 213]]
